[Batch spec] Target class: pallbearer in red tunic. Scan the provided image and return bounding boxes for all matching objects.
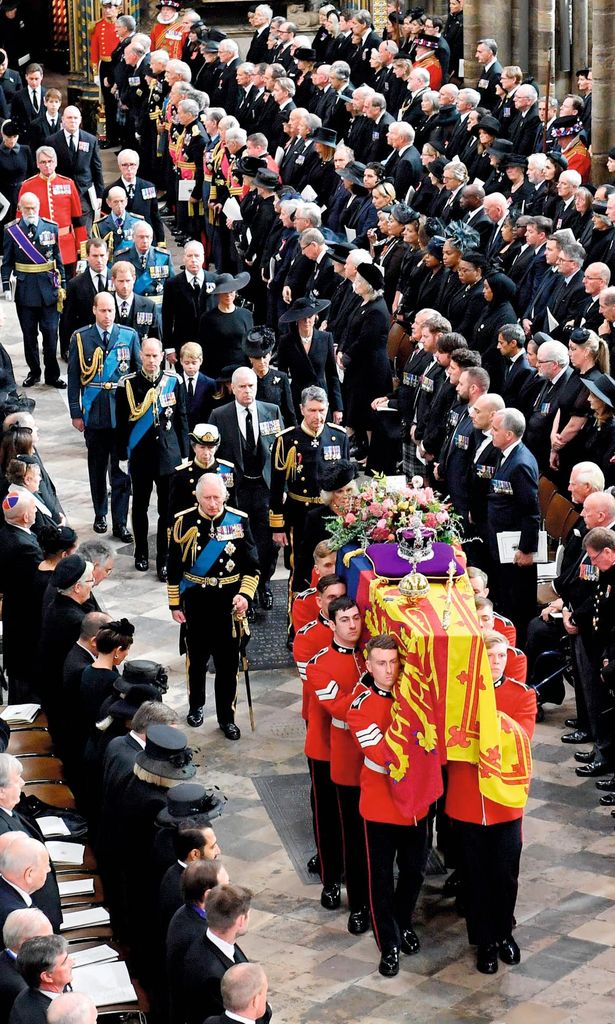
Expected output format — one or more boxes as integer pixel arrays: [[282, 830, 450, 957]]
[[90, 0, 121, 144], [291, 541, 336, 633], [305, 597, 369, 935], [445, 630, 536, 975], [293, 575, 346, 719], [348, 634, 430, 979], [19, 148, 87, 275]]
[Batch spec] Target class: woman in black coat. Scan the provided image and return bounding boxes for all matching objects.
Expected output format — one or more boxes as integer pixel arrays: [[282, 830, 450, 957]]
[[473, 271, 517, 390], [295, 459, 358, 590], [341, 263, 392, 455], [278, 296, 343, 420]]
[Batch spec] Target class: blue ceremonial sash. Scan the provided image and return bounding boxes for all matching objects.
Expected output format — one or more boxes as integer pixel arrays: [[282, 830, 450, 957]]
[[128, 373, 176, 454], [81, 330, 126, 426], [179, 510, 243, 595]]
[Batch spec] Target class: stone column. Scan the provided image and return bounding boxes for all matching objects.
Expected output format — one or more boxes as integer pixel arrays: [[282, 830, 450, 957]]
[[528, 0, 555, 90], [591, 0, 615, 178], [571, 0, 589, 75], [463, 0, 511, 86]]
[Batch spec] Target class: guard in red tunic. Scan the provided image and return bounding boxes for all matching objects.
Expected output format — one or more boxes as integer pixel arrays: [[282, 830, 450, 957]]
[[90, 0, 121, 145], [150, 0, 187, 59], [19, 148, 87, 276], [445, 630, 536, 975], [348, 634, 430, 978], [305, 596, 369, 934], [291, 542, 337, 633], [293, 574, 346, 719]]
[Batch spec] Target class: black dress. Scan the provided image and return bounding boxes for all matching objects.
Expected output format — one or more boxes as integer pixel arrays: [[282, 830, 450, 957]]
[[277, 328, 343, 418], [342, 296, 392, 432], [581, 417, 615, 487], [199, 305, 254, 379]]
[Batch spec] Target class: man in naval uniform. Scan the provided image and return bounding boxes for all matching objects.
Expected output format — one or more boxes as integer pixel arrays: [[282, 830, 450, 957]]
[[167, 473, 260, 736]]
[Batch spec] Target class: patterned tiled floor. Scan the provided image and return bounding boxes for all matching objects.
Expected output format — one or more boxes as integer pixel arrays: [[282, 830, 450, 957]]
[[5, 163, 615, 1022]]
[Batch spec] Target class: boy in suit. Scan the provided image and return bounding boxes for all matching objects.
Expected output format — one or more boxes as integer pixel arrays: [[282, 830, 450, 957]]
[[179, 342, 217, 429]]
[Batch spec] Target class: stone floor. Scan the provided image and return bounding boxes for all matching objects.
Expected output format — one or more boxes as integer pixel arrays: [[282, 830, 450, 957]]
[[4, 165, 615, 1023]]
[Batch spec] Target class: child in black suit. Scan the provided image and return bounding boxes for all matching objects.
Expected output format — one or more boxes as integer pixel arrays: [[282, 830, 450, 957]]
[[179, 342, 216, 429]]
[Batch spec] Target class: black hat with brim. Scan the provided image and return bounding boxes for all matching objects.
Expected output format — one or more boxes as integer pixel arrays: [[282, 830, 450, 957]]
[[243, 326, 276, 357], [253, 168, 279, 190], [279, 296, 330, 323], [156, 781, 225, 827], [135, 724, 196, 781], [472, 115, 501, 137], [582, 373, 615, 410], [355, 262, 384, 291], [295, 47, 317, 61], [546, 150, 568, 171], [320, 459, 358, 491], [235, 155, 267, 178], [212, 272, 250, 294], [486, 139, 513, 157], [307, 126, 338, 147], [106, 683, 163, 720], [390, 202, 419, 225], [337, 160, 366, 186], [326, 240, 356, 263]]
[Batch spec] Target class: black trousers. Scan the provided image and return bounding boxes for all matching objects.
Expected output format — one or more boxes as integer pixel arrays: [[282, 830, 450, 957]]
[[237, 477, 278, 587], [454, 817, 522, 946], [131, 465, 170, 567], [575, 637, 614, 767], [16, 303, 60, 382], [364, 817, 428, 953], [310, 758, 343, 887], [84, 427, 131, 526], [492, 561, 537, 648], [336, 784, 369, 912], [182, 587, 239, 723], [100, 73, 119, 145]]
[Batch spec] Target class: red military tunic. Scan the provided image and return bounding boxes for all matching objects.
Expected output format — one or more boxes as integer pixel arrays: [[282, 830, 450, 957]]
[[506, 646, 527, 683], [562, 139, 591, 185], [445, 677, 536, 825], [348, 678, 431, 826], [150, 17, 187, 60], [494, 613, 516, 646], [412, 53, 442, 90], [292, 587, 318, 633], [90, 17, 119, 72], [304, 640, 364, 786], [19, 174, 87, 267], [293, 614, 331, 720]]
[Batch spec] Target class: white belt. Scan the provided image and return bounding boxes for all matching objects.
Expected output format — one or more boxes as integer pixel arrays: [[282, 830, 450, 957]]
[[364, 757, 387, 775], [332, 718, 349, 730]]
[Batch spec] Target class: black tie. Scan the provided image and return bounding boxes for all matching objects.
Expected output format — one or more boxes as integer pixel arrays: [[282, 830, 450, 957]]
[[31, 90, 39, 113], [102, 330, 109, 348], [141, 253, 147, 270], [97, 275, 105, 293], [69, 134, 76, 154], [120, 301, 129, 319], [504, 359, 512, 381], [245, 409, 256, 449], [187, 378, 194, 400], [192, 278, 200, 297]]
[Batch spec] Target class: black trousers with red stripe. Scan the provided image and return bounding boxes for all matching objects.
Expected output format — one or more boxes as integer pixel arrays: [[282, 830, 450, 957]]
[[454, 817, 522, 947], [364, 817, 429, 953], [310, 758, 343, 887], [336, 784, 369, 912]]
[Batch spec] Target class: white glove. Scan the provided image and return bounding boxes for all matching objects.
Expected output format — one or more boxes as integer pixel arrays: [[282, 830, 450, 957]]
[[3, 291, 12, 302], [118, 460, 129, 475], [94, 74, 101, 87]]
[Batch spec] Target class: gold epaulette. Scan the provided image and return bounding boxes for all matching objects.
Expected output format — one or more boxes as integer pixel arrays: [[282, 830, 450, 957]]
[[327, 422, 346, 431], [226, 506, 247, 518], [117, 372, 136, 387], [174, 504, 198, 518]]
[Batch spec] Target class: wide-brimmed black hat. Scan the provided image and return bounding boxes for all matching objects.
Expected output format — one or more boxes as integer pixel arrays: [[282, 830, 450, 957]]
[[427, 157, 447, 182], [243, 326, 276, 357], [472, 115, 501, 137], [279, 296, 330, 323], [502, 153, 528, 171], [337, 160, 366, 186], [486, 139, 513, 157], [156, 781, 225, 827], [390, 202, 419, 225], [320, 459, 358, 492], [295, 46, 317, 61], [326, 240, 356, 263], [204, 27, 227, 42], [355, 262, 384, 291], [212, 272, 250, 294], [200, 40, 220, 52], [546, 150, 568, 171], [135, 725, 196, 781], [106, 683, 163, 720], [307, 126, 338, 147], [582, 373, 615, 410], [235, 155, 266, 178], [253, 168, 279, 190], [339, 85, 356, 103], [592, 200, 611, 220], [52, 553, 87, 590]]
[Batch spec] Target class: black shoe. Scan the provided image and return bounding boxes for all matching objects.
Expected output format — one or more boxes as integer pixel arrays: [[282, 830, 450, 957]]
[[565, 718, 578, 729], [574, 750, 595, 764], [320, 884, 341, 910], [220, 722, 241, 740], [135, 558, 149, 572], [400, 926, 420, 955], [307, 853, 321, 875], [93, 516, 108, 534], [348, 907, 370, 935], [562, 730, 591, 744], [259, 586, 274, 610], [378, 947, 399, 977], [476, 943, 499, 974], [22, 374, 40, 387], [187, 708, 204, 728], [46, 378, 67, 389], [442, 869, 462, 897], [576, 761, 610, 777], [498, 936, 521, 965], [599, 792, 615, 806], [247, 605, 256, 623], [157, 565, 168, 583], [596, 775, 615, 792], [112, 525, 133, 542]]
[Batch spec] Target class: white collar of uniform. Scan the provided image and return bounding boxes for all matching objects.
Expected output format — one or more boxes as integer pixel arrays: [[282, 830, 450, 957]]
[[129, 730, 146, 748]]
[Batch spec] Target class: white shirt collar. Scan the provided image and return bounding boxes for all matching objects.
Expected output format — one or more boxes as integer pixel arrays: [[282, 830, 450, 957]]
[[1, 877, 32, 906], [186, 271, 204, 286], [484, 58, 496, 71], [129, 730, 146, 748], [500, 439, 521, 462], [551, 366, 567, 385], [226, 1014, 255, 1024], [509, 350, 523, 364], [206, 927, 236, 960]]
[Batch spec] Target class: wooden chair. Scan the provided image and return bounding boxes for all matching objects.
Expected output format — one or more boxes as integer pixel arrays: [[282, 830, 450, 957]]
[[8, 730, 54, 757], [538, 475, 558, 522], [544, 493, 580, 545], [23, 782, 76, 810], [19, 757, 65, 784]]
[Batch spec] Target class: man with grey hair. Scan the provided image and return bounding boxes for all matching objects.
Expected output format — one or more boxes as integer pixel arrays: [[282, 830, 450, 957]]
[[510, 82, 540, 155], [0, 909, 52, 1021], [0, 835, 56, 935], [209, 367, 282, 623], [10, 933, 73, 1024], [216, 39, 241, 114], [270, 385, 349, 592], [0, 490, 43, 702], [49, 107, 104, 230], [174, 98, 207, 243], [47, 992, 98, 1024], [475, 38, 502, 110], [523, 336, 572, 471], [299, 230, 337, 301], [445, 87, 480, 156], [349, 10, 380, 87], [547, 240, 586, 340], [246, 4, 273, 64], [488, 407, 540, 644], [383, 121, 421, 196], [365, 92, 394, 161], [101, 149, 165, 245]]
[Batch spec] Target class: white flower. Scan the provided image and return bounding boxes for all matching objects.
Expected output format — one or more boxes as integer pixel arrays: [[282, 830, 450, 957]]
[[410, 475, 424, 489]]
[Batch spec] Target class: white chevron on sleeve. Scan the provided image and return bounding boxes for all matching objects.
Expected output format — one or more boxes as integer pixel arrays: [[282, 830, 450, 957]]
[[315, 679, 339, 701], [356, 723, 383, 748]]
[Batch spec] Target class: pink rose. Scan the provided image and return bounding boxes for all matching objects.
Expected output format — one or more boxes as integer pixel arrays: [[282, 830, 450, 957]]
[[376, 518, 387, 530], [344, 512, 357, 525], [436, 511, 448, 524], [424, 513, 437, 528]]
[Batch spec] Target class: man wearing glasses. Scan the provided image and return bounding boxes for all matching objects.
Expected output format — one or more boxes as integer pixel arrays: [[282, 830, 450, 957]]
[[523, 336, 572, 473], [100, 148, 165, 246]]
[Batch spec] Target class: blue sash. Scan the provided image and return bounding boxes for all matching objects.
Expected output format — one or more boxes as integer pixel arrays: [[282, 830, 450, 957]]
[[81, 329, 126, 426], [128, 373, 176, 454], [180, 510, 243, 595]]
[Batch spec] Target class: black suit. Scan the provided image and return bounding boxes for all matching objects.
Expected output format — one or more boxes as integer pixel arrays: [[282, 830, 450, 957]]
[[166, 905, 208, 1024], [115, 293, 162, 341], [183, 933, 248, 1024], [162, 271, 216, 357], [476, 60, 502, 110], [0, 949, 25, 1022], [214, 58, 241, 116], [159, 861, 184, 939], [245, 26, 270, 64], [10, 87, 46, 139], [500, 352, 537, 410], [48, 128, 104, 223], [277, 328, 343, 418], [27, 114, 60, 153], [0, 878, 29, 935], [508, 106, 541, 156], [0, 526, 42, 703], [349, 29, 382, 87], [386, 145, 422, 198], [462, 208, 493, 252], [102, 732, 142, 794], [0, 809, 62, 931], [8, 987, 51, 1024], [546, 269, 585, 340], [59, 269, 110, 357], [101, 176, 165, 245], [365, 113, 395, 162]]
